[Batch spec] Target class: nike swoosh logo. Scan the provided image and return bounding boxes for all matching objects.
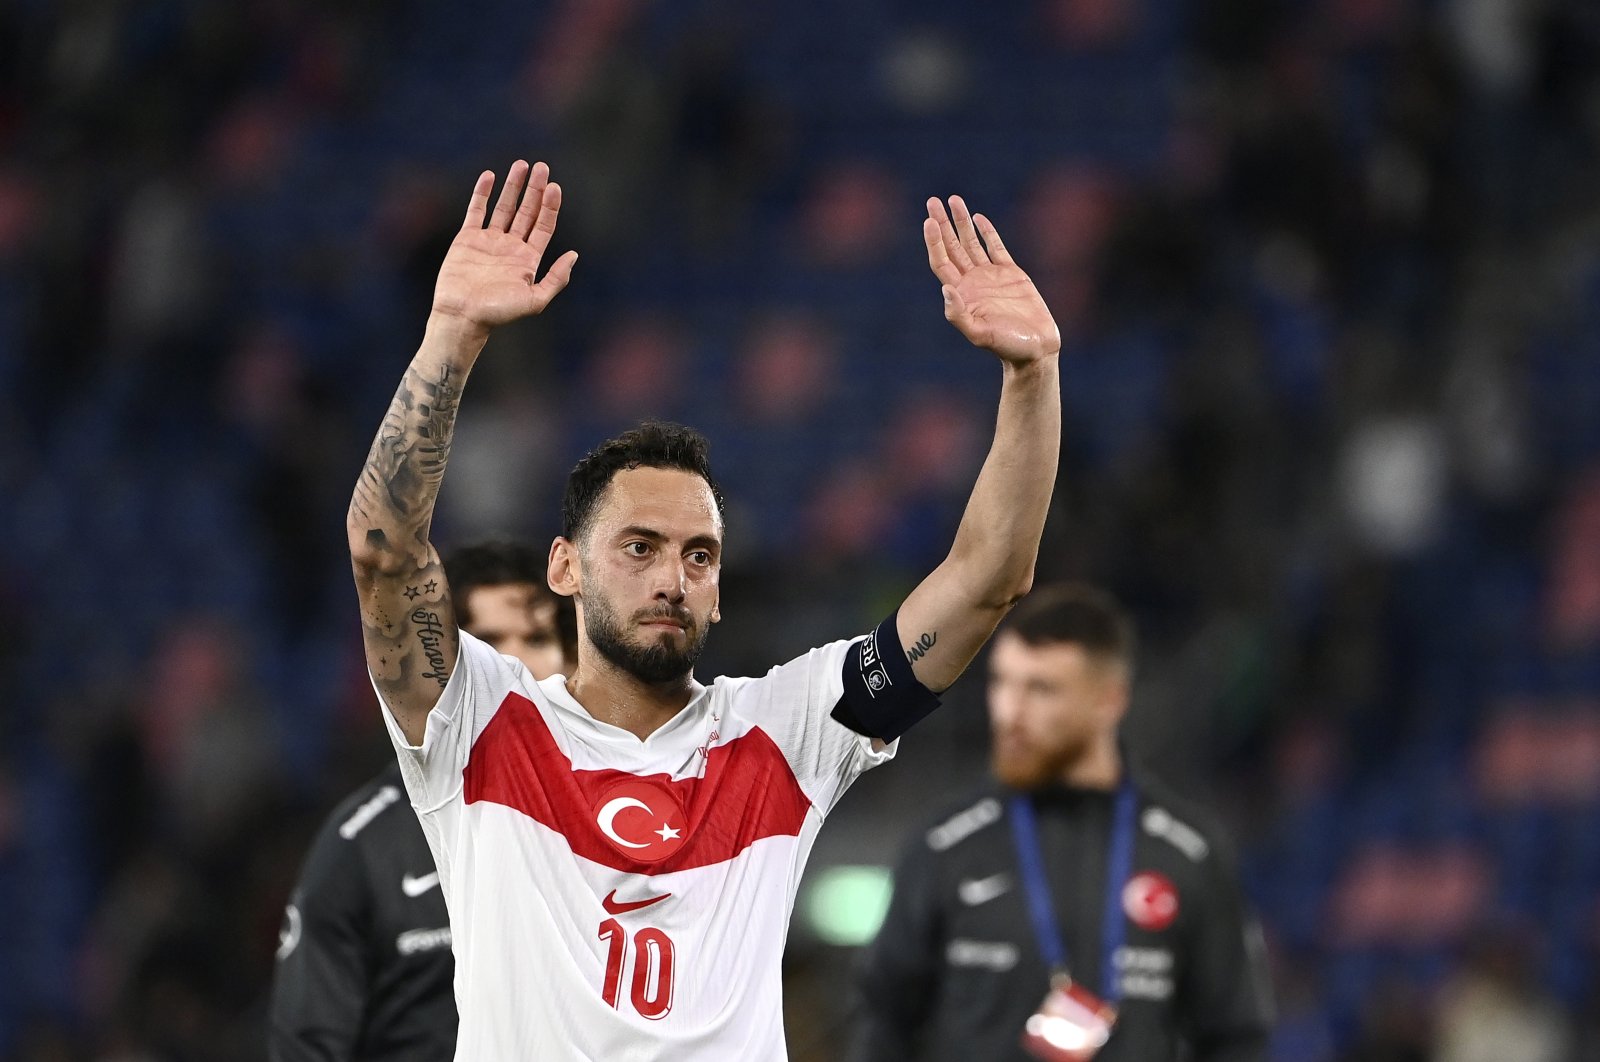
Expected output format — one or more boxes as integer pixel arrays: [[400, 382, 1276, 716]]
[[602, 889, 672, 915], [958, 872, 1011, 907], [401, 872, 440, 898]]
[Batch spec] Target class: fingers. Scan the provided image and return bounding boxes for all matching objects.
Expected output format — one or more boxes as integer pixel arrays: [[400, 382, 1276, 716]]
[[927, 196, 974, 271], [923, 216, 961, 287], [462, 170, 495, 230], [948, 195, 989, 265], [529, 249, 578, 309], [489, 160, 531, 232], [973, 212, 1014, 265], [527, 181, 563, 258], [966, 212, 1017, 265], [512, 161, 550, 241]]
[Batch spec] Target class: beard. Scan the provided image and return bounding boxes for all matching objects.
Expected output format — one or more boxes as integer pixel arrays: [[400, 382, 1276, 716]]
[[583, 590, 709, 685], [990, 730, 1091, 790], [992, 747, 1058, 790]]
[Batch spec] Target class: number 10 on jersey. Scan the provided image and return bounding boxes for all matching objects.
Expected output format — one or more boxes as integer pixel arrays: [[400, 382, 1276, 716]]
[[598, 919, 675, 1019]]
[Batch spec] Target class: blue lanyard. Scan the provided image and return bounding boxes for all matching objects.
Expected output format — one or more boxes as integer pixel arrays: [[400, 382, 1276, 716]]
[[1008, 780, 1138, 1000]]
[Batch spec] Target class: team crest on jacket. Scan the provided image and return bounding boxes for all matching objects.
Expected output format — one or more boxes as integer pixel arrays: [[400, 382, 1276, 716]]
[[1122, 871, 1179, 932], [592, 778, 688, 862]]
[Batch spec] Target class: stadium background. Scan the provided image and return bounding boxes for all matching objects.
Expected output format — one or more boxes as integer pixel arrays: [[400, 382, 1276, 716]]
[[3, 0, 1600, 1057]]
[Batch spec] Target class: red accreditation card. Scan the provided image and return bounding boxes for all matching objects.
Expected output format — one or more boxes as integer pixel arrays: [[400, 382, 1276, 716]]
[[1020, 977, 1118, 1062]]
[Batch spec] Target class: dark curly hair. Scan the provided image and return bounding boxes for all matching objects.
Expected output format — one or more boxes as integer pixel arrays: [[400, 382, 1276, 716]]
[[561, 421, 725, 543]]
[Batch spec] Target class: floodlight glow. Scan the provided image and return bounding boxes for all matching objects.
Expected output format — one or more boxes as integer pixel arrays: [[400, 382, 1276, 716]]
[[803, 865, 894, 946]]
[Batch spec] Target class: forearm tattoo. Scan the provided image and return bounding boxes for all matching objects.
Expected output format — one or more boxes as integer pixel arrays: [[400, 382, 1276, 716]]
[[349, 362, 461, 548], [350, 359, 464, 712], [412, 608, 451, 689]]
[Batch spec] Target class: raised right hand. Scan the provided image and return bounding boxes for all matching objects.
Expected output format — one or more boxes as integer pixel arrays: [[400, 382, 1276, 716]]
[[431, 160, 579, 334]]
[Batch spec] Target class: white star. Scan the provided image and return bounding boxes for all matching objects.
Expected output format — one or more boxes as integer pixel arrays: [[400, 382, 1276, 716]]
[[656, 823, 681, 842]]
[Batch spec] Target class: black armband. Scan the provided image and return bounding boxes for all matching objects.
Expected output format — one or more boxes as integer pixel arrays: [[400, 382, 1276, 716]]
[[830, 612, 942, 742]]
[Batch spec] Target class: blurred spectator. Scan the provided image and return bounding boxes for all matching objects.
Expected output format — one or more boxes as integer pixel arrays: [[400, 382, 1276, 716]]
[[1433, 931, 1572, 1062], [1340, 978, 1431, 1062]]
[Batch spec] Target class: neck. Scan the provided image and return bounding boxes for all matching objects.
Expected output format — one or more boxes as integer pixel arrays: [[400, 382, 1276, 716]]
[[566, 652, 697, 741], [1057, 734, 1122, 790]]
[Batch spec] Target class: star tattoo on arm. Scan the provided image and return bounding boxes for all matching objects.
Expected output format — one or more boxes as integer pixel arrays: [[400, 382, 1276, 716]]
[[405, 586, 420, 600]]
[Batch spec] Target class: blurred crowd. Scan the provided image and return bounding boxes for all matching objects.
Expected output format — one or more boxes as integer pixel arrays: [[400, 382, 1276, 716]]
[[3, 0, 1600, 1058]]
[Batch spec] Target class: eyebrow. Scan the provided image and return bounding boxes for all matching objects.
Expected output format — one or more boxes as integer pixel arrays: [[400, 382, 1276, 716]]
[[618, 526, 723, 553]]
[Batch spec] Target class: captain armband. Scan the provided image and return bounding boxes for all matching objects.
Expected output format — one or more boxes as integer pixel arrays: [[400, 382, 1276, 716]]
[[830, 612, 942, 742]]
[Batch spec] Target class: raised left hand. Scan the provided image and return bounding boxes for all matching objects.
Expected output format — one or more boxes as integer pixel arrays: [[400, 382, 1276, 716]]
[[924, 196, 1060, 366]]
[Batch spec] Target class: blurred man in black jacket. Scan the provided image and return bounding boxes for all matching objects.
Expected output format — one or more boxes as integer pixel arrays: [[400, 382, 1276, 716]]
[[851, 584, 1273, 1062], [270, 541, 575, 1062]]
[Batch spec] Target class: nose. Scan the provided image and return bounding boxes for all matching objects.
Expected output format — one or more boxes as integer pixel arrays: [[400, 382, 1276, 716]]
[[988, 682, 1021, 731], [652, 555, 687, 604]]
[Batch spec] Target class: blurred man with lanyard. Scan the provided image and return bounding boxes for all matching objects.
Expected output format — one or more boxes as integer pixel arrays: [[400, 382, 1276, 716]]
[[851, 584, 1273, 1062], [270, 541, 575, 1061]]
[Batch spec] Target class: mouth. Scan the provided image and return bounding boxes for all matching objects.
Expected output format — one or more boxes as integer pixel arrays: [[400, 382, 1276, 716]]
[[994, 737, 1030, 760]]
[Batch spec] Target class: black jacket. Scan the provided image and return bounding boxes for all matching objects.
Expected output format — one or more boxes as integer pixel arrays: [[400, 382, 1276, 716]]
[[850, 769, 1273, 1062], [269, 765, 456, 1062]]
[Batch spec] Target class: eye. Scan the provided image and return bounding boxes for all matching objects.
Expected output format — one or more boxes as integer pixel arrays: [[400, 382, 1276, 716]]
[[689, 550, 712, 566], [624, 541, 651, 557]]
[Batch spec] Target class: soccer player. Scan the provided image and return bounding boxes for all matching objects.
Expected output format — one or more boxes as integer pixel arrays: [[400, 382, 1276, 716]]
[[270, 541, 575, 1061], [344, 159, 1061, 1058], [849, 585, 1274, 1062]]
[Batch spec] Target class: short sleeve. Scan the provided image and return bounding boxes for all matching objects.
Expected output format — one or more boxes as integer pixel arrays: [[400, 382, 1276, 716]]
[[729, 638, 898, 816], [373, 629, 526, 814]]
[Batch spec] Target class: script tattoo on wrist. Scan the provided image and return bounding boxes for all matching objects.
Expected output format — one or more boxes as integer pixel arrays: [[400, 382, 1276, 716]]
[[906, 631, 938, 665]]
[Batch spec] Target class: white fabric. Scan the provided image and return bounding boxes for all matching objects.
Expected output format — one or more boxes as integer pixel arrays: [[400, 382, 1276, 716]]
[[376, 630, 896, 1061]]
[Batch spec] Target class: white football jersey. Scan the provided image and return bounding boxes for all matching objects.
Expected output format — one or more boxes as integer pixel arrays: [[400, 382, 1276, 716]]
[[376, 629, 896, 1060]]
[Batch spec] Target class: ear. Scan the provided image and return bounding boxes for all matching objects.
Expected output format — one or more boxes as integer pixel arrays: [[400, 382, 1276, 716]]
[[548, 537, 580, 598]]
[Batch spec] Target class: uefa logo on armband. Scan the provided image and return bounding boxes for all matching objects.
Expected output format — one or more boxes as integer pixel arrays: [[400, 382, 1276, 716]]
[[860, 629, 891, 696]]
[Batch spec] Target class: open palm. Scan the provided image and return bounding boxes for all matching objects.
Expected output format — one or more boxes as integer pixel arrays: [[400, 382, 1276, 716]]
[[924, 196, 1060, 365], [432, 160, 578, 331]]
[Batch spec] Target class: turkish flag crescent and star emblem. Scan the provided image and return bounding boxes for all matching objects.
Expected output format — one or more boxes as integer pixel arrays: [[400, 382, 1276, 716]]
[[592, 778, 689, 862], [1122, 871, 1179, 932]]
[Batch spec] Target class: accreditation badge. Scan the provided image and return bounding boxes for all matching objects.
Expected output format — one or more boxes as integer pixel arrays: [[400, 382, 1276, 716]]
[[1020, 974, 1118, 1062]]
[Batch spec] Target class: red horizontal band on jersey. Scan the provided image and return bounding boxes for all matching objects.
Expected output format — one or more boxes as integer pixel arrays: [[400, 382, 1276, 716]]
[[462, 692, 814, 874]]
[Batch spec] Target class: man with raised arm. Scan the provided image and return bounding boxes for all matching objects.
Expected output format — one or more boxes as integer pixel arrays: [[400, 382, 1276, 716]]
[[346, 158, 1061, 1059]]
